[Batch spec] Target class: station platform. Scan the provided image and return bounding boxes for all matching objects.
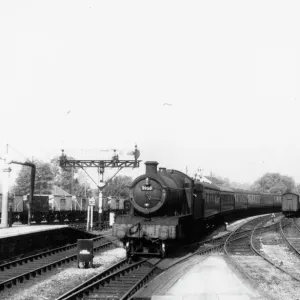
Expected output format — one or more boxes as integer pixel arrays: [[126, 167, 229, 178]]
[[133, 254, 265, 300], [0, 224, 68, 239], [0, 224, 95, 261]]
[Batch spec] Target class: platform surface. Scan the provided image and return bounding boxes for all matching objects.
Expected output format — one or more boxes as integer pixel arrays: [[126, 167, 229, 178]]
[[0, 224, 68, 239], [133, 254, 265, 300]]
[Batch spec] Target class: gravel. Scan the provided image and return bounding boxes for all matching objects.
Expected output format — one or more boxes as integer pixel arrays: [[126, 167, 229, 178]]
[[0, 247, 126, 300], [234, 252, 300, 299]]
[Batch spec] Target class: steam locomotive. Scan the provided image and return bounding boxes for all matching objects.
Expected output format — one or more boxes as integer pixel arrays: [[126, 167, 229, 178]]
[[112, 161, 282, 257]]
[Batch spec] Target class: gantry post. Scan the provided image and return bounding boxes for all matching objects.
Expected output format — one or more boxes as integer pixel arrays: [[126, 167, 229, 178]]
[[59, 145, 141, 228]]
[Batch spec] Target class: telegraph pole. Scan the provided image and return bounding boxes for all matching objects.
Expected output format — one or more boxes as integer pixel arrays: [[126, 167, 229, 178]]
[[1, 145, 11, 227], [0, 145, 36, 227], [59, 145, 141, 228], [9, 160, 36, 225]]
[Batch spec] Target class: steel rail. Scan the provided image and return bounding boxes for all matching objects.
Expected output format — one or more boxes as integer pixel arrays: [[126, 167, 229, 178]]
[[250, 217, 300, 283], [57, 215, 282, 300], [292, 218, 300, 233], [0, 239, 113, 292], [164, 216, 281, 272], [224, 215, 269, 255], [119, 261, 162, 300], [55, 259, 151, 300], [0, 236, 105, 271], [55, 258, 129, 300], [279, 218, 300, 258]]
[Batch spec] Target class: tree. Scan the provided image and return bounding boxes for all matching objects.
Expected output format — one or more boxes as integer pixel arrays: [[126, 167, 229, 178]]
[[294, 184, 300, 195], [13, 160, 54, 195], [229, 181, 251, 190], [103, 175, 133, 198], [251, 173, 296, 194], [50, 156, 92, 197]]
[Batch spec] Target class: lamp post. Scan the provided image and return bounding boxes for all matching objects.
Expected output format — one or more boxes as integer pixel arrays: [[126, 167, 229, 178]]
[[1, 164, 11, 227]]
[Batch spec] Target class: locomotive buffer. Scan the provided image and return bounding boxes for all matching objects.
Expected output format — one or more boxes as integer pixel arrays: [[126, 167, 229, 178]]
[[59, 145, 141, 226]]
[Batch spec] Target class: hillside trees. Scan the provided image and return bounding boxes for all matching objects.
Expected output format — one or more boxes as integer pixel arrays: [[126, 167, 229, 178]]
[[13, 160, 54, 195], [103, 175, 133, 198], [13, 157, 93, 197], [205, 175, 251, 190], [206, 172, 294, 194], [50, 156, 92, 197], [251, 173, 296, 194]]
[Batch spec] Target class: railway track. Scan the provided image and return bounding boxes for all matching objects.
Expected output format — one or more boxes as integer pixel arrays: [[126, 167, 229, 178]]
[[224, 214, 300, 285], [55, 258, 162, 300], [224, 215, 272, 255], [46, 215, 279, 300], [54, 226, 236, 299], [68, 222, 111, 232], [0, 236, 114, 292], [249, 216, 300, 283], [164, 214, 282, 271], [279, 217, 300, 257]]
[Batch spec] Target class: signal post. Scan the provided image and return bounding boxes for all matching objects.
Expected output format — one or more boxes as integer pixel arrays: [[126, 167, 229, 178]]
[[59, 145, 141, 228]]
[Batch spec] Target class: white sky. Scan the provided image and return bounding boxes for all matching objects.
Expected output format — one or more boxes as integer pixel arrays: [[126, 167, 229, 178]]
[[1, 1, 300, 186]]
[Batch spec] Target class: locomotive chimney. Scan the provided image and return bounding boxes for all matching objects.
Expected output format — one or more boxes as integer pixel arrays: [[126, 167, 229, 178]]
[[145, 161, 158, 175]]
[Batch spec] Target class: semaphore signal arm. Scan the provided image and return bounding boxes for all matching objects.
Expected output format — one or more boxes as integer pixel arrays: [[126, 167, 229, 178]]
[[60, 158, 141, 169], [59, 148, 141, 169]]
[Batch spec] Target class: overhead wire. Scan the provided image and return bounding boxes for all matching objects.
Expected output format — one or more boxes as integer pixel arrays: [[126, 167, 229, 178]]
[[8, 144, 33, 163]]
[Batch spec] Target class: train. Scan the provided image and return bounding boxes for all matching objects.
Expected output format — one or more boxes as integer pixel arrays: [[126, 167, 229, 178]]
[[0, 193, 130, 224], [282, 190, 300, 216], [112, 161, 282, 258]]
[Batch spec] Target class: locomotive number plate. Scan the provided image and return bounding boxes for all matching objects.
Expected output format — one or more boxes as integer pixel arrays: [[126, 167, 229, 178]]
[[142, 185, 153, 191]]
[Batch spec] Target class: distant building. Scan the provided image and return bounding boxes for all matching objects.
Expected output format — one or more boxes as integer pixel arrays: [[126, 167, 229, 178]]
[[48, 185, 73, 211], [194, 169, 212, 184]]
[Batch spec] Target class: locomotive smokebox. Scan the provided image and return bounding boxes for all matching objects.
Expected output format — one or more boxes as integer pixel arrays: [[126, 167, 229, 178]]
[[145, 161, 158, 175]]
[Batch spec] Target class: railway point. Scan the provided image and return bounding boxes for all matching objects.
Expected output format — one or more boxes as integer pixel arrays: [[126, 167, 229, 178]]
[[133, 255, 263, 300]]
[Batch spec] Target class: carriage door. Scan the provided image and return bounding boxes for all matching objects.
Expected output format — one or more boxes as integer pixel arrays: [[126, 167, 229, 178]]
[[287, 197, 293, 211], [60, 198, 66, 210]]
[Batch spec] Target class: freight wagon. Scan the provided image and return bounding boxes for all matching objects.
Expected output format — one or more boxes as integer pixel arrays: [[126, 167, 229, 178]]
[[282, 191, 300, 216]]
